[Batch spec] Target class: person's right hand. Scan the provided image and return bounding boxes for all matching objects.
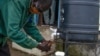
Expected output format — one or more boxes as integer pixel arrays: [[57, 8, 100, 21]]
[[37, 41, 52, 52]]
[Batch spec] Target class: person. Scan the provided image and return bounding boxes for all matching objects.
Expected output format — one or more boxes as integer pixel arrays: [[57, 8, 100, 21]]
[[0, 0, 52, 56], [43, 0, 56, 26]]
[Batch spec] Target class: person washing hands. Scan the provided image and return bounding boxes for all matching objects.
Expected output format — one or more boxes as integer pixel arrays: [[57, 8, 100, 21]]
[[0, 0, 52, 56]]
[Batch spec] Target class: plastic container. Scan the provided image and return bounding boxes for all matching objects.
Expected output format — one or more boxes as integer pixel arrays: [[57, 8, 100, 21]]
[[59, 0, 99, 42]]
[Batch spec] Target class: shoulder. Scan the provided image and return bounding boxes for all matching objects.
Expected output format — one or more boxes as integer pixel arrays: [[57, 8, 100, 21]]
[[8, 0, 31, 9]]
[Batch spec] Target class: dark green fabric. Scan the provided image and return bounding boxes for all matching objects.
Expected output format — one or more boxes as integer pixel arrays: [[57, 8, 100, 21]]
[[0, 0, 44, 49], [24, 17, 44, 42], [0, 0, 8, 45]]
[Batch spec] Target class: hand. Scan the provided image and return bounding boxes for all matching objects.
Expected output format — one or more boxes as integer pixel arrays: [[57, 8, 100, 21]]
[[37, 41, 52, 52], [42, 40, 52, 47]]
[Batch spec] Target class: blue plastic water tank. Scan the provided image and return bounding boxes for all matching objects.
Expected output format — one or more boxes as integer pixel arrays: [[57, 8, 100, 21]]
[[59, 0, 99, 42]]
